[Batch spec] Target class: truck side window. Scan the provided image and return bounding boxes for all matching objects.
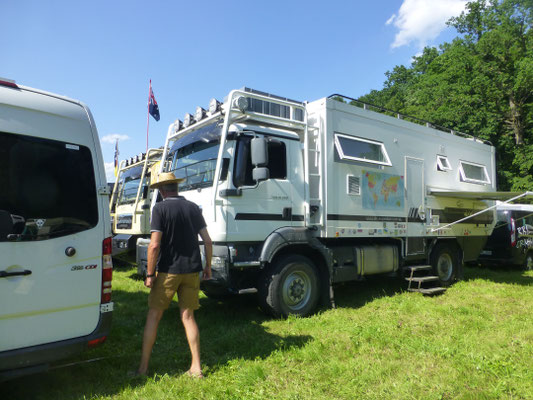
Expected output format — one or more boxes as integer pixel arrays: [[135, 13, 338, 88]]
[[233, 136, 287, 187]]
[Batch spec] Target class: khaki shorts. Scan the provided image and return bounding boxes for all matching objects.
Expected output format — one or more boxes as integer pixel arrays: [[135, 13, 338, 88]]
[[148, 272, 200, 311]]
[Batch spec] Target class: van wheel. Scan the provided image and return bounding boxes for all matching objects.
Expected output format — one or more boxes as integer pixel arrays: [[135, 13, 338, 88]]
[[258, 255, 319, 318], [431, 243, 460, 286], [524, 252, 533, 271]]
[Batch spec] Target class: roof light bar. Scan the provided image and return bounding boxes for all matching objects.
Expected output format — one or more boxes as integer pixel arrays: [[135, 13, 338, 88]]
[[174, 119, 183, 133], [195, 106, 206, 121], [233, 96, 248, 113], [183, 113, 195, 128], [209, 98, 221, 115]]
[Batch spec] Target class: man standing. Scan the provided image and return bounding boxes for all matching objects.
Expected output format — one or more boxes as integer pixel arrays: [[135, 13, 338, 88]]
[[136, 172, 212, 378]]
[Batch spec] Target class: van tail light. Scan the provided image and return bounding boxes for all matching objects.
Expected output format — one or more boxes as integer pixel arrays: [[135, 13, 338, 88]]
[[102, 237, 113, 303], [510, 218, 517, 247], [88, 336, 107, 348]]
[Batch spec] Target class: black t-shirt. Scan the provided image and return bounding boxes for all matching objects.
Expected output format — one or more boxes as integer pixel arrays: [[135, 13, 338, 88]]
[[151, 196, 207, 274]]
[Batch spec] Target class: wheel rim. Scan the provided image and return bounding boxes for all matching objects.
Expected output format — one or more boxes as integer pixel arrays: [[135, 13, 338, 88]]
[[282, 266, 312, 312], [437, 253, 453, 281]]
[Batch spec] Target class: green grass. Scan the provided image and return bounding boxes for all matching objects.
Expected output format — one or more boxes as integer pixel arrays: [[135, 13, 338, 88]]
[[3, 263, 533, 400]]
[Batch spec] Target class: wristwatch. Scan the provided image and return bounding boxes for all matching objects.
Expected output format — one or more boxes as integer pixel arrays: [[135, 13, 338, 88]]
[[146, 273, 156, 278]]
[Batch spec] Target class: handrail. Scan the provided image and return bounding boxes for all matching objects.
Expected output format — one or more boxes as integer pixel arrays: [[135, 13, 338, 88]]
[[328, 94, 492, 146]]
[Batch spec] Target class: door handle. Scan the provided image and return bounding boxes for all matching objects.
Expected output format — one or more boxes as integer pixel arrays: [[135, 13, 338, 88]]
[[0, 269, 32, 278], [282, 207, 292, 220]]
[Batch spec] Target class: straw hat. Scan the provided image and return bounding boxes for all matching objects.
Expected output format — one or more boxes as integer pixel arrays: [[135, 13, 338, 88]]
[[150, 172, 185, 189]]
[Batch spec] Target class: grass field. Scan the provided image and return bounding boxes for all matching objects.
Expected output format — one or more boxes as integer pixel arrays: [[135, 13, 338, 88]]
[[2, 262, 533, 400]]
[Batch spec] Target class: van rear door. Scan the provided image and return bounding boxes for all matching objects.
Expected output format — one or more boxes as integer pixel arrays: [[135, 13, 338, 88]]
[[0, 87, 105, 352]]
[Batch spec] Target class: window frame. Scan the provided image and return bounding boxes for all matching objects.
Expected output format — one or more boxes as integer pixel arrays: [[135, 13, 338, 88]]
[[436, 155, 452, 171], [334, 133, 392, 167], [458, 160, 491, 185]]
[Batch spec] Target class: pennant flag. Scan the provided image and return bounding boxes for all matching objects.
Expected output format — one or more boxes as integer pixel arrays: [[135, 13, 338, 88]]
[[114, 139, 119, 177], [149, 83, 160, 121]]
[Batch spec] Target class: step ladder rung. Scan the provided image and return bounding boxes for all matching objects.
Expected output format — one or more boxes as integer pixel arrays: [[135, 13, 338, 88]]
[[408, 287, 447, 295], [404, 265, 432, 272], [405, 276, 439, 283]]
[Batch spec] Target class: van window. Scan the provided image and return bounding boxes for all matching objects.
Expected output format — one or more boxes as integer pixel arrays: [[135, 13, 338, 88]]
[[233, 136, 287, 187], [0, 131, 98, 241]]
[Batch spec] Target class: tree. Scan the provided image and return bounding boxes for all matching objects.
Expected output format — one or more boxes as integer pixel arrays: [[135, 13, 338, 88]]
[[360, 0, 532, 190]]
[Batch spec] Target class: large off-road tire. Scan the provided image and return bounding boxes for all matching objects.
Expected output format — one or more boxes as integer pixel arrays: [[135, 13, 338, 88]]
[[431, 242, 461, 287], [258, 254, 320, 318], [523, 251, 533, 271]]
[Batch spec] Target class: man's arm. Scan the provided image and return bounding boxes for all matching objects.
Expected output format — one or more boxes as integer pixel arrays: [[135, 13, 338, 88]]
[[198, 227, 212, 280], [145, 231, 162, 288]]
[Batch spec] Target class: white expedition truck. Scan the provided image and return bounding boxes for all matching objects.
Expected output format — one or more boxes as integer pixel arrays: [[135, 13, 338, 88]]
[[0, 78, 113, 380], [138, 87, 503, 317], [110, 148, 163, 255]]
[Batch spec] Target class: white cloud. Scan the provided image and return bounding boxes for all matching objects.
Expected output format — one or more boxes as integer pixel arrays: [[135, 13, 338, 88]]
[[101, 133, 130, 144], [104, 162, 116, 183], [387, 0, 467, 49]]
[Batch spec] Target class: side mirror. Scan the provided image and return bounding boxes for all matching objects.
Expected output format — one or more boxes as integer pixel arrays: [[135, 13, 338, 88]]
[[253, 167, 270, 182], [251, 137, 268, 167]]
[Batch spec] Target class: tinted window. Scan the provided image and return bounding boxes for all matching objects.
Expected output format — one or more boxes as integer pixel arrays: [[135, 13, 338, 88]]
[[0, 131, 98, 241]]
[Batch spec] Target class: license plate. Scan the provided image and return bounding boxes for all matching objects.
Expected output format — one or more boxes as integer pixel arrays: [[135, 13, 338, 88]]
[[480, 250, 492, 256]]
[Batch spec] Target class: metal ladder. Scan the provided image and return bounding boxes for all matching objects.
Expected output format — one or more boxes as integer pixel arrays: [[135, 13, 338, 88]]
[[404, 265, 447, 295], [306, 125, 323, 228]]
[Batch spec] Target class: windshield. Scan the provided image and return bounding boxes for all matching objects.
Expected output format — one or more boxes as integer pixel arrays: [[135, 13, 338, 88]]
[[116, 165, 149, 205], [167, 122, 222, 192]]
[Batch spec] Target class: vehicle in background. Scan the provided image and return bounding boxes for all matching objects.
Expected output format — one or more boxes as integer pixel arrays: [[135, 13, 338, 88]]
[[476, 202, 533, 270], [109, 148, 162, 256], [139, 87, 507, 317], [0, 78, 113, 380]]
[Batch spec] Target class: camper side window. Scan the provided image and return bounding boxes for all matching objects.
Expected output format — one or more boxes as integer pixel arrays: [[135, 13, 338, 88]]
[[436, 155, 451, 171], [458, 161, 490, 184], [334, 133, 392, 166], [233, 136, 287, 187], [0, 131, 98, 242]]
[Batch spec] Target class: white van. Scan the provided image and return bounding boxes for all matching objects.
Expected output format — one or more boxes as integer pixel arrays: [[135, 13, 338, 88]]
[[0, 78, 113, 380]]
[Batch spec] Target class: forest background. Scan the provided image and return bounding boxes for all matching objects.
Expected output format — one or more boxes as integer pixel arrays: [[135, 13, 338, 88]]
[[357, 0, 532, 191]]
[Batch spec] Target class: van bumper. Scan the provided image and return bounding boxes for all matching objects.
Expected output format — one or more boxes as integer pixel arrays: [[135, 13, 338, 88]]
[[0, 310, 112, 381]]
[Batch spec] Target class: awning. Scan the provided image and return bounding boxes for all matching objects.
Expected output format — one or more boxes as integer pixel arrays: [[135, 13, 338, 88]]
[[427, 190, 533, 232], [428, 190, 533, 201]]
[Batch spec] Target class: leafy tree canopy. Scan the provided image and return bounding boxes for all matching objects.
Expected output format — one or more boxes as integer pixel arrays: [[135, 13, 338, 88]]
[[359, 0, 532, 190]]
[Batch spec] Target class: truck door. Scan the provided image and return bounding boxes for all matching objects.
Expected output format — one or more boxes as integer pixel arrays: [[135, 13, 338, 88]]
[[227, 134, 300, 242], [405, 157, 425, 255]]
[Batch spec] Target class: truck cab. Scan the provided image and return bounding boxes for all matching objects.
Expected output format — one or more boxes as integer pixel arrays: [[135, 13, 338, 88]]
[[110, 148, 162, 255]]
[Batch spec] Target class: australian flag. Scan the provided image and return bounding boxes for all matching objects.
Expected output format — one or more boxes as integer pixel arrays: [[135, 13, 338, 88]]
[[149, 83, 160, 121]]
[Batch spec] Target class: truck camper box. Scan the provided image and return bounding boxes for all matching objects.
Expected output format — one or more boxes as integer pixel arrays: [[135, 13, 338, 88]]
[[0, 78, 113, 380], [137, 87, 529, 317]]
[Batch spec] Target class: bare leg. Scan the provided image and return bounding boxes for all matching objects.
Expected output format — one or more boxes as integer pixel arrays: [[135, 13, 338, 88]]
[[180, 307, 202, 375], [138, 308, 164, 375]]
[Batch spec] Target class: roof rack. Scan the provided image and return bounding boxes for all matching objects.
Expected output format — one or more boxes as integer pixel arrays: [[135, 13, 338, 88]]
[[328, 94, 492, 146]]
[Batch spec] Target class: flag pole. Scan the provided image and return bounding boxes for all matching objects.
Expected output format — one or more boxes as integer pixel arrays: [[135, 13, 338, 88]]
[[146, 79, 151, 153]]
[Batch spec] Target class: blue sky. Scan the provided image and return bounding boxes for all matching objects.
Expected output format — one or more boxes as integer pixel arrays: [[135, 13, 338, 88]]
[[1, 0, 468, 182]]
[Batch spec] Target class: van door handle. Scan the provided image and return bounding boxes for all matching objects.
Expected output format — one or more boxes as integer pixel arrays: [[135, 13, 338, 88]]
[[0, 270, 32, 278]]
